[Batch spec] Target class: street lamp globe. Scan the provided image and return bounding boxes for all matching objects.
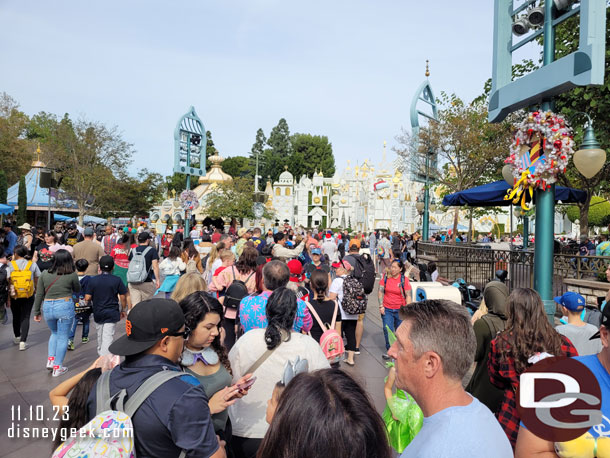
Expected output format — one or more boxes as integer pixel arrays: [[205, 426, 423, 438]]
[[573, 124, 606, 179], [502, 164, 514, 185], [513, 208, 522, 218], [416, 201, 425, 214]]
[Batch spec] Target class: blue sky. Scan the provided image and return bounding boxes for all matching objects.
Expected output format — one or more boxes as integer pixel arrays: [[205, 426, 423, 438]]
[[0, 1, 518, 177]]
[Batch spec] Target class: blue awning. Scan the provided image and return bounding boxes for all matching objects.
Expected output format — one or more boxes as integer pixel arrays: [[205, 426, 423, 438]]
[[442, 181, 587, 207], [54, 213, 76, 222], [0, 204, 14, 215]]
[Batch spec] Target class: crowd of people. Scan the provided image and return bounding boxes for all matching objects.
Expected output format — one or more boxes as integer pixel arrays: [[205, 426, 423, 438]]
[[1, 218, 609, 458]]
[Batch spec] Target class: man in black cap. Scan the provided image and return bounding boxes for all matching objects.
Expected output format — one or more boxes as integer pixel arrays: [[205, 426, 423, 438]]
[[61, 222, 83, 247], [84, 255, 129, 356], [127, 231, 160, 305], [86, 298, 225, 458]]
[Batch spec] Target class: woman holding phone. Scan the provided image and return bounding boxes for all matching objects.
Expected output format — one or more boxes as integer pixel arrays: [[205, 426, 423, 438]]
[[178, 291, 253, 450]]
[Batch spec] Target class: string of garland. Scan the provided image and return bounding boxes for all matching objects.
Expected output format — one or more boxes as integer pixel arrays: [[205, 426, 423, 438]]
[[504, 111, 574, 210]]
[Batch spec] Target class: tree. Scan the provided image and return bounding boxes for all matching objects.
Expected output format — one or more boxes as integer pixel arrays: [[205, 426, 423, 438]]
[[222, 156, 252, 179], [165, 172, 188, 195], [203, 177, 274, 222], [29, 113, 134, 224], [249, 128, 268, 182], [17, 175, 26, 225], [205, 130, 219, 171], [262, 118, 292, 182], [395, 93, 514, 241], [566, 196, 610, 230], [106, 169, 165, 218], [0, 171, 7, 204], [0, 93, 32, 185], [288, 134, 335, 178]]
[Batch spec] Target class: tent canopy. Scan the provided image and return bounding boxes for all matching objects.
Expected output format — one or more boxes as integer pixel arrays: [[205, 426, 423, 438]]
[[0, 204, 14, 215], [54, 213, 75, 222], [442, 180, 587, 207]]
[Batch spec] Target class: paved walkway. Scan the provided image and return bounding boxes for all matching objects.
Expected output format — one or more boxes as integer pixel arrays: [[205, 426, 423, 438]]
[[0, 287, 391, 457]]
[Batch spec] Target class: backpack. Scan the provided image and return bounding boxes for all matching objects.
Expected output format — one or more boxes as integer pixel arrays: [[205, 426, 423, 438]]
[[383, 273, 408, 302], [224, 266, 255, 309], [52, 369, 186, 458], [126, 247, 152, 284], [306, 300, 345, 364], [341, 275, 367, 315], [584, 305, 603, 328], [9, 261, 34, 299], [352, 254, 375, 295], [185, 257, 199, 274], [159, 257, 178, 277]]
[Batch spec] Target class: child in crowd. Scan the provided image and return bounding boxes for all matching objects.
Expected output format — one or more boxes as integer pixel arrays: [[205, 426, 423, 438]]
[[211, 249, 235, 296], [84, 256, 128, 356], [68, 259, 93, 351], [266, 357, 309, 424], [555, 291, 602, 356]]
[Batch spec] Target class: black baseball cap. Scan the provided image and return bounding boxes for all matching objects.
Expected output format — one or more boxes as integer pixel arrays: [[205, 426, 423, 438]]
[[109, 298, 185, 356], [138, 231, 150, 242], [99, 255, 114, 271]]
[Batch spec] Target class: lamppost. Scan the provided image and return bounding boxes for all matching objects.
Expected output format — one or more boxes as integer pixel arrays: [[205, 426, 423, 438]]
[[490, 0, 606, 322], [173, 107, 206, 235]]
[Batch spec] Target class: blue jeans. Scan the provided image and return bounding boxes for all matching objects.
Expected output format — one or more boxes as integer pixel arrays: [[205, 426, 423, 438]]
[[43, 298, 75, 367], [382, 308, 402, 351], [69, 311, 91, 341]]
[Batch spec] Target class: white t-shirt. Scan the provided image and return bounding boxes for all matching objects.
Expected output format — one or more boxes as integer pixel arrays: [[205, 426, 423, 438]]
[[322, 240, 338, 263], [228, 329, 330, 438], [329, 275, 358, 320]]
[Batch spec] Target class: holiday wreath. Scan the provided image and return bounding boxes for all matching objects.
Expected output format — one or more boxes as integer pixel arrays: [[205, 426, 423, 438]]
[[504, 111, 574, 210]]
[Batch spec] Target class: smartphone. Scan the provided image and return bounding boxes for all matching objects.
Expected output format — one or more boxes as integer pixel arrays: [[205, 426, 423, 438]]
[[236, 376, 257, 390]]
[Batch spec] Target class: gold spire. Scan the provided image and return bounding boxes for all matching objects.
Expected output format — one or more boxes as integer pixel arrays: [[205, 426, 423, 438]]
[[425, 60, 430, 78], [31, 142, 46, 168]]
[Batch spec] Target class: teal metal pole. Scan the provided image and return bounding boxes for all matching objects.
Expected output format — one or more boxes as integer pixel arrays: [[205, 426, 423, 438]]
[[534, 0, 556, 324], [185, 134, 191, 235], [422, 152, 430, 241]]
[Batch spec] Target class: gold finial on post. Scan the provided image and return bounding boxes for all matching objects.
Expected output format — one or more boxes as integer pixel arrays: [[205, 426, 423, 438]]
[[425, 60, 430, 78]]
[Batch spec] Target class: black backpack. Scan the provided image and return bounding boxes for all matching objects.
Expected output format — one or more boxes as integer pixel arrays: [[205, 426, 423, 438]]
[[224, 266, 255, 310], [352, 254, 375, 295]]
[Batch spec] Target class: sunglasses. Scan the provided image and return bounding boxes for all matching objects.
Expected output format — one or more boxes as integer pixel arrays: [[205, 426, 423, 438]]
[[168, 327, 191, 340]]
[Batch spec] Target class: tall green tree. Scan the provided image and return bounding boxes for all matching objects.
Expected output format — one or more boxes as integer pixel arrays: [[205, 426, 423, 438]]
[[205, 130, 219, 171], [17, 175, 27, 225], [263, 118, 292, 182], [249, 128, 268, 182], [0, 171, 7, 204], [288, 134, 335, 178]]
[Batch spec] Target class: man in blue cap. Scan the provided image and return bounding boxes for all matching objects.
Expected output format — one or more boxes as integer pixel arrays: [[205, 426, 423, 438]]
[[554, 291, 602, 356]]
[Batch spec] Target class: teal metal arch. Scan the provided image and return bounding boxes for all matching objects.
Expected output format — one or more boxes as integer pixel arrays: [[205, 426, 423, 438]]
[[409, 76, 439, 241], [409, 79, 438, 183], [173, 106, 207, 177]]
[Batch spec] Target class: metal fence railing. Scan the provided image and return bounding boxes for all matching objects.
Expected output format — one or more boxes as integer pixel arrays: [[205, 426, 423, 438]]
[[416, 242, 609, 296]]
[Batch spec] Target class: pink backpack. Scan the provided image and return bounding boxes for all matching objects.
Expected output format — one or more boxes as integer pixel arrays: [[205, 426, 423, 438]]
[[306, 300, 345, 364]]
